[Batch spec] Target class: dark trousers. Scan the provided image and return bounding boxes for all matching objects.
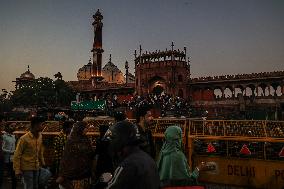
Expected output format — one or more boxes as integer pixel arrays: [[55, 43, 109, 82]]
[[5, 162, 17, 189]]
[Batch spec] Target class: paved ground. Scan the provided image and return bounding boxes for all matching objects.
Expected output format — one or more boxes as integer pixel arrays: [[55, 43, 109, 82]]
[[2, 178, 23, 189], [2, 177, 58, 189]]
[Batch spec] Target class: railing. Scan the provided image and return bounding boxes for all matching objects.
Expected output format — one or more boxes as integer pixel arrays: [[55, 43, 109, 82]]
[[5, 119, 284, 188]]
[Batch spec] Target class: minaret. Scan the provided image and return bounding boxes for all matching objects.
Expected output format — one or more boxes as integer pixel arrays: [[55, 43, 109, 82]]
[[125, 60, 129, 85], [91, 9, 104, 82]]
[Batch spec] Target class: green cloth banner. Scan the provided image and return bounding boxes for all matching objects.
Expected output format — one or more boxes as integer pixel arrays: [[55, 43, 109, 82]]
[[71, 100, 106, 110]]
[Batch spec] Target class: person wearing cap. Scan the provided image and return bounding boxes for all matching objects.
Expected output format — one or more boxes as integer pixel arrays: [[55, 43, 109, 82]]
[[104, 120, 160, 189], [2, 123, 16, 189], [13, 116, 46, 189]]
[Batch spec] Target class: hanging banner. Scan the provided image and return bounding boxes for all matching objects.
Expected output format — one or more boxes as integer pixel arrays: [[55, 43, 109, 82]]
[[71, 100, 106, 110]]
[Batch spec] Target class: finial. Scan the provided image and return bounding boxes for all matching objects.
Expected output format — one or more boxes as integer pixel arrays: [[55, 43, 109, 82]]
[[134, 50, 137, 58], [171, 42, 174, 51], [109, 54, 112, 62], [28, 65, 30, 71], [89, 58, 91, 63], [139, 45, 142, 55]]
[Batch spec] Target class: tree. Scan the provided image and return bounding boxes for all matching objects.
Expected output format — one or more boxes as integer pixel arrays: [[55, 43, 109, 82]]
[[0, 89, 12, 114], [10, 77, 75, 108], [54, 72, 63, 80]]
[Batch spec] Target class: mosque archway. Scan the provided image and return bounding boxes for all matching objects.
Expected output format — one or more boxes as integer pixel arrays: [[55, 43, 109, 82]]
[[148, 76, 166, 94]]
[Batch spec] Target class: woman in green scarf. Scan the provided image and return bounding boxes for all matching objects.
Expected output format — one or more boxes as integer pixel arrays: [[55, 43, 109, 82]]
[[157, 125, 204, 188]]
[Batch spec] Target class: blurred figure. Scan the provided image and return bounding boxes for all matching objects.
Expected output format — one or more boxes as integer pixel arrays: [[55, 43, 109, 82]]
[[113, 111, 126, 122], [53, 120, 73, 175], [56, 121, 95, 189], [135, 104, 156, 158], [13, 116, 46, 189], [2, 123, 17, 189], [104, 120, 160, 189], [157, 125, 206, 188], [93, 124, 114, 189], [0, 115, 5, 189]]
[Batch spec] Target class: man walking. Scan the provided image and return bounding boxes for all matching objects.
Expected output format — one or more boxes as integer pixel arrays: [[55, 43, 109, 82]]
[[13, 116, 46, 189]]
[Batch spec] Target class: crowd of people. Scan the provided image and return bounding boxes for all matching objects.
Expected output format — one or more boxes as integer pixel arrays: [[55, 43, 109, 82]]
[[0, 104, 210, 189], [105, 93, 191, 118]]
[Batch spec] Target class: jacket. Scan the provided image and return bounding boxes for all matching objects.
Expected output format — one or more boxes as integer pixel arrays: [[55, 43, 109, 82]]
[[13, 132, 45, 174], [137, 125, 156, 159], [2, 132, 16, 163], [106, 147, 160, 189]]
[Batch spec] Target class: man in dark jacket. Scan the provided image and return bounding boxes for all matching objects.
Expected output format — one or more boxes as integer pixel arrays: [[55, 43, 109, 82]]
[[135, 103, 156, 159], [104, 120, 160, 189]]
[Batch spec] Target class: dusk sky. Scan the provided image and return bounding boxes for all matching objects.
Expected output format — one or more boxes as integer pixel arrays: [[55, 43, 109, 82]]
[[1, 0, 284, 92]]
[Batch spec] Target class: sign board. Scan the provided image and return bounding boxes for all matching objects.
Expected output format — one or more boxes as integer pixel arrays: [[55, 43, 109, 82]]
[[194, 156, 284, 189], [71, 100, 106, 110]]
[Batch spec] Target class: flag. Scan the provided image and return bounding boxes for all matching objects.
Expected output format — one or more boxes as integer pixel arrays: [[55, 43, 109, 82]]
[[207, 143, 216, 153], [240, 144, 251, 155], [279, 146, 284, 157]]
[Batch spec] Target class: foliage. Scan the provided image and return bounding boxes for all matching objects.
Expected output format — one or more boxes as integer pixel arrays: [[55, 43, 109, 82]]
[[10, 77, 75, 108], [0, 89, 13, 113]]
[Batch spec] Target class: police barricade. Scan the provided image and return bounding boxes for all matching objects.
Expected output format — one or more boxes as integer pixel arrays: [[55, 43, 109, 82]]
[[7, 119, 284, 188], [188, 120, 284, 189]]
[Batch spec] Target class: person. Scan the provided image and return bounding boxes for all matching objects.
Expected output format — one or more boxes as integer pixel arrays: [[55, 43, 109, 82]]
[[93, 124, 114, 189], [13, 116, 46, 189], [2, 123, 17, 189], [135, 104, 156, 159], [56, 121, 95, 189], [104, 120, 160, 189], [157, 125, 206, 188], [113, 111, 126, 122], [53, 120, 73, 175], [0, 115, 5, 189]]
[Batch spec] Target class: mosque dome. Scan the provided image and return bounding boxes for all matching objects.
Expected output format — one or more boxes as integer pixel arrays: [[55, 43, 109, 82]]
[[77, 59, 93, 81], [20, 66, 35, 80], [102, 54, 125, 83]]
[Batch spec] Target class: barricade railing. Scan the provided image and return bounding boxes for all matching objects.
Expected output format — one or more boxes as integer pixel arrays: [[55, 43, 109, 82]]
[[4, 119, 284, 188], [187, 120, 284, 189]]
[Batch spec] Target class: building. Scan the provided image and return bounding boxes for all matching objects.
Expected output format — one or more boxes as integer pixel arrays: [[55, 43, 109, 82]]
[[69, 9, 134, 100], [13, 65, 35, 89], [134, 43, 190, 98], [77, 55, 126, 84]]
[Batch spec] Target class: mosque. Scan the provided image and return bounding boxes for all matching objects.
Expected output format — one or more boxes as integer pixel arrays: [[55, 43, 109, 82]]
[[13, 9, 284, 119]]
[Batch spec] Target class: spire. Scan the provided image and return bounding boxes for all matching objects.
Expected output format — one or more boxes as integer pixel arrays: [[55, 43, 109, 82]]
[[139, 45, 142, 64], [171, 42, 174, 51], [91, 9, 104, 81], [134, 50, 137, 58], [125, 60, 129, 85], [171, 42, 174, 61]]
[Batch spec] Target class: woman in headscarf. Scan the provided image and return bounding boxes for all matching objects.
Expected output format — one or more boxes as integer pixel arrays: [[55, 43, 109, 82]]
[[157, 125, 205, 188], [56, 121, 95, 189]]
